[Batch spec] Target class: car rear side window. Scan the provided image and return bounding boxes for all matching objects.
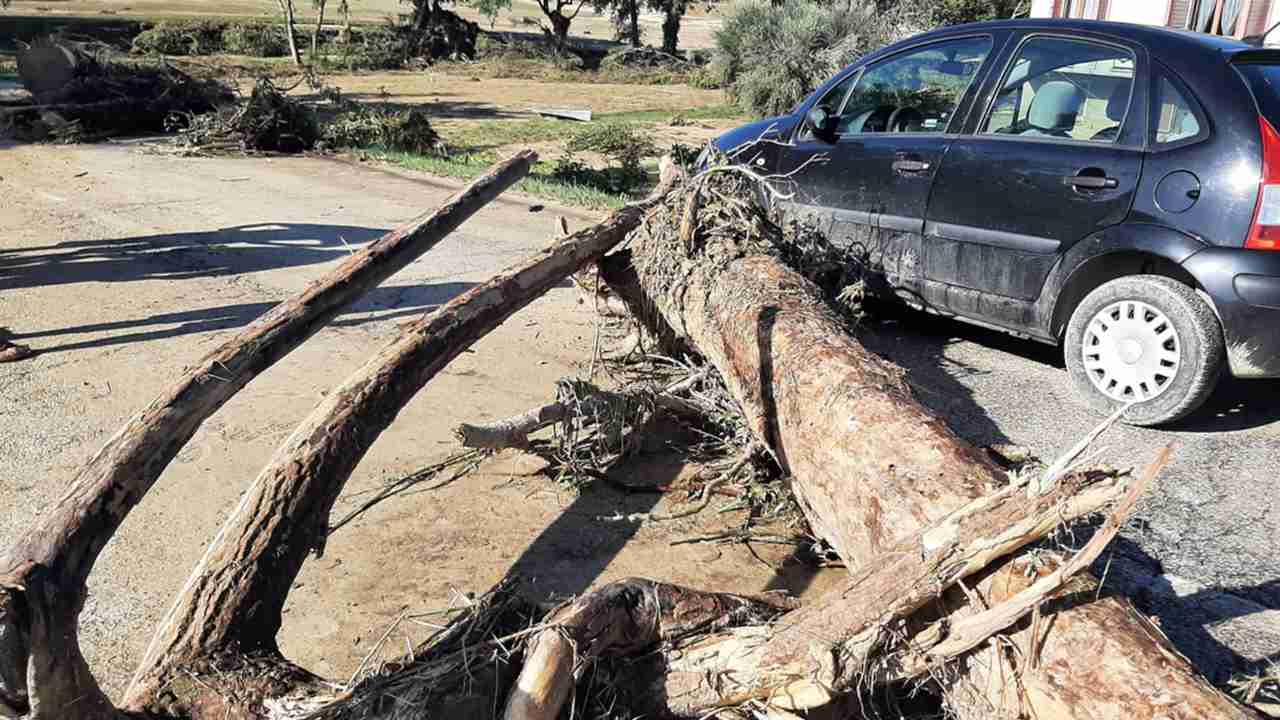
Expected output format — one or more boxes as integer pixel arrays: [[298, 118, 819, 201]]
[[983, 36, 1135, 144], [828, 36, 992, 136], [1152, 73, 1203, 145], [1234, 61, 1280, 134]]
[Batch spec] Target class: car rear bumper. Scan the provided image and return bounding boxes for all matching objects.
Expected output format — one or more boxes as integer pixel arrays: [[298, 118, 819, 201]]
[[1182, 247, 1280, 378]]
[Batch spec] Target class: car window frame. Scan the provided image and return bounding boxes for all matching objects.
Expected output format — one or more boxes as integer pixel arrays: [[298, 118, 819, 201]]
[[975, 32, 1146, 150], [790, 32, 998, 144], [832, 34, 996, 139], [1148, 61, 1211, 152]]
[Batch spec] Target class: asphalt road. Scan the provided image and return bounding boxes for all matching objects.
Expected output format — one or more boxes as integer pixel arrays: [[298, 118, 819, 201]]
[[862, 308, 1280, 683]]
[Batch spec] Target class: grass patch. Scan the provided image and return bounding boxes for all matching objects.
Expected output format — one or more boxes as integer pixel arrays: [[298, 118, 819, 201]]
[[601, 105, 746, 124], [437, 106, 744, 151], [375, 149, 637, 210], [436, 56, 693, 86], [438, 117, 577, 151]]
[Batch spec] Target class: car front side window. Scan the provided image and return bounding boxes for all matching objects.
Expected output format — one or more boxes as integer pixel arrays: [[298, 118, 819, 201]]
[[831, 36, 992, 136], [983, 36, 1135, 143]]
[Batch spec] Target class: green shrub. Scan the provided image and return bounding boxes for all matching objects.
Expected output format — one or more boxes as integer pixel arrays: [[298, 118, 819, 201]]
[[667, 142, 702, 172], [221, 22, 288, 57], [132, 20, 294, 58], [322, 24, 416, 70], [713, 0, 934, 117], [687, 63, 724, 90], [566, 122, 656, 178], [476, 36, 585, 70], [322, 105, 448, 155], [132, 20, 228, 56]]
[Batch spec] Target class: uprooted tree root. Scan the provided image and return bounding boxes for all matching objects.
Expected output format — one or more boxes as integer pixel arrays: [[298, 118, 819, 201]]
[[2, 41, 233, 142]]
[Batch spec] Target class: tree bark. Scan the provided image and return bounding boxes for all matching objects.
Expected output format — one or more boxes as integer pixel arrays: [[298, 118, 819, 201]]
[[311, 0, 327, 59], [0, 152, 535, 719], [277, 0, 303, 65], [595, 180, 1256, 718], [503, 464, 1142, 720], [125, 163, 682, 712], [661, 0, 682, 55]]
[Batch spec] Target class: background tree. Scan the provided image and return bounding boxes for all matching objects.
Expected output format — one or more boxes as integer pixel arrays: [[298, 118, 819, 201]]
[[597, 0, 643, 47], [535, 0, 585, 49], [409, 0, 440, 29], [471, 0, 513, 29], [276, 0, 303, 64], [653, 0, 687, 54], [312, 0, 328, 58]]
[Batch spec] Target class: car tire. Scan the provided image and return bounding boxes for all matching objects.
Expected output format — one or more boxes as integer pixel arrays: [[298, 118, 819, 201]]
[[1064, 275, 1224, 427]]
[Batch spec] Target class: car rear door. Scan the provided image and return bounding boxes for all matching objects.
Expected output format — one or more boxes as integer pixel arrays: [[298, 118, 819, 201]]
[[779, 34, 998, 298], [921, 32, 1149, 332]]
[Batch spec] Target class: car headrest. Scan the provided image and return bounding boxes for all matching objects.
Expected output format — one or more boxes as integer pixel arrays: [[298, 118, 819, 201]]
[[1106, 84, 1130, 123], [1029, 80, 1085, 132]]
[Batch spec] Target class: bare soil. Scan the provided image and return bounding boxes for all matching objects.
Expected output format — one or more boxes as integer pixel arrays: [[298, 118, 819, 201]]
[[296, 69, 728, 117], [0, 140, 833, 700]]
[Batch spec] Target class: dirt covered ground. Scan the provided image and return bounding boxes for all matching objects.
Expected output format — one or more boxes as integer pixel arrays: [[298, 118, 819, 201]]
[[0, 141, 828, 699]]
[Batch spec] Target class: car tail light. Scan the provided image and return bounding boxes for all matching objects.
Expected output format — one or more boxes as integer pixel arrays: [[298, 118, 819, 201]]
[[1247, 115, 1280, 250]]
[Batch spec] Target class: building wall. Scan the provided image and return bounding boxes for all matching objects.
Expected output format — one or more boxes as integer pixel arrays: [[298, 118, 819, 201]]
[[1106, 1, 1171, 24], [1032, 0, 1279, 36]]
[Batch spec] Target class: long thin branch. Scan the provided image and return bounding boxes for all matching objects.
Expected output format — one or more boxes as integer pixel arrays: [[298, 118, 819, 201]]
[[0, 152, 536, 718], [125, 158, 684, 711]]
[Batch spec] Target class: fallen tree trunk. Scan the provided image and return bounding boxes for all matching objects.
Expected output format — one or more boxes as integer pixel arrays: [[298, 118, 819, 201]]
[[0, 152, 535, 718], [503, 461, 1144, 720], [122, 163, 682, 713], [593, 173, 1254, 718]]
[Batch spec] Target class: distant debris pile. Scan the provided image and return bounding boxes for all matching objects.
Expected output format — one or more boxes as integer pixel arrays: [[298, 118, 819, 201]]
[[3, 38, 232, 142]]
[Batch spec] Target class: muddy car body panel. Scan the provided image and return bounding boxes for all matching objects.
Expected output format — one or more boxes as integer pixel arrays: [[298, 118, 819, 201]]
[[713, 18, 1280, 385]]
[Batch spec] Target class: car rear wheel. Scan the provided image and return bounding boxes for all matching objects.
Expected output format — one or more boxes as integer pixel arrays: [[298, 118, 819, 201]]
[[1064, 275, 1224, 427]]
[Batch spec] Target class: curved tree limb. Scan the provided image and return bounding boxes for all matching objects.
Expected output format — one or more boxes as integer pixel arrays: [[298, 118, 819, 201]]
[[0, 152, 537, 718], [124, 161, 684, 712]]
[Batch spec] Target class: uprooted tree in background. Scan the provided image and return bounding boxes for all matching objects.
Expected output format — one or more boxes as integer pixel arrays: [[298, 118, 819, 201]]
[[4, 43, 234, 142]]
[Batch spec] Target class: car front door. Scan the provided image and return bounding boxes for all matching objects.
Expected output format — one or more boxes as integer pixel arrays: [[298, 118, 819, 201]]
[[780, 35, 997, 299], [921, 33, 1149, 334]]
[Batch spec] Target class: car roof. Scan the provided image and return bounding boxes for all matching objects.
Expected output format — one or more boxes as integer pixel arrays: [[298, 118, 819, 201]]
[[913, 18, 1253, 58]]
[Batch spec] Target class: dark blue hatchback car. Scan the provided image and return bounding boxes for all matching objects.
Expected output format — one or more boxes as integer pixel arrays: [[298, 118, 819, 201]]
[[710, 18, 1280, 425]]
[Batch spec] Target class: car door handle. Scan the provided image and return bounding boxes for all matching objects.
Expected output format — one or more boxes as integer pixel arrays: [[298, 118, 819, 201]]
[[893, 159, 931, 173], [1063, 174, 1119, 189]]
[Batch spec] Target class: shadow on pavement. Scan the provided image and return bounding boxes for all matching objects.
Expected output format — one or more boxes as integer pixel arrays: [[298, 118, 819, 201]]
[[499, 435, 684, 603], [859, 307, 1027, 450], [1170, 376, 1280, 433], [1096, 535, 1280, 683], [0, 222, 389, 291], [9, 283, 477, 355]]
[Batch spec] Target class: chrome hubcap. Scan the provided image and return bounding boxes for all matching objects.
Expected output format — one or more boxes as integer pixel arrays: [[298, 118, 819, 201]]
[[1082, 300, 1181, 402]]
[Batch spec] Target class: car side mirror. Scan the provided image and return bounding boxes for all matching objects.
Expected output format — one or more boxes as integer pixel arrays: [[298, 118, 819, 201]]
[[806, 106, 836, 138]]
